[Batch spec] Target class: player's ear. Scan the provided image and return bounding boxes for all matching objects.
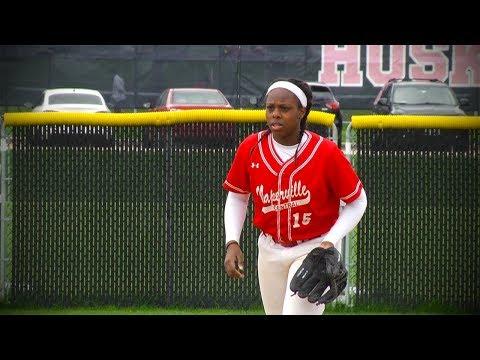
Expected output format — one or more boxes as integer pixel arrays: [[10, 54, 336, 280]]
[[298, 108, 306, 120]]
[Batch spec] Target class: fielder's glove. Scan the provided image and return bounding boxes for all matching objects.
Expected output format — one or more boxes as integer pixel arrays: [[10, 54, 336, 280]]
[[289, 247, 347, 305]]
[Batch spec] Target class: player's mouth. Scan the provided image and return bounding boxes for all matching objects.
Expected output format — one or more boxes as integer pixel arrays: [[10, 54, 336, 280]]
[[269, 122, 283, 131]]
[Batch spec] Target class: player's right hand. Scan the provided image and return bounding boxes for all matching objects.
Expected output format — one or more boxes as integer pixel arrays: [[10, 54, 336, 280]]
[[224, 242, 245, 279]]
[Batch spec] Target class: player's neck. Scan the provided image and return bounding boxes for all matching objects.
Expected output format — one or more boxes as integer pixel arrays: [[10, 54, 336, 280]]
[[271, 132, 301, 146], [272, 132, 307, 148]]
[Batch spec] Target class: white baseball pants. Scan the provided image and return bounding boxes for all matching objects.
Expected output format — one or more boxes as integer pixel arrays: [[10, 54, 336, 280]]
[[257, 232, 339, 315]]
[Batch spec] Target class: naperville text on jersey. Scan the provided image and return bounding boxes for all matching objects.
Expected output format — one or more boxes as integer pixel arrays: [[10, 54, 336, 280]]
[[256, 181, 311, 214]]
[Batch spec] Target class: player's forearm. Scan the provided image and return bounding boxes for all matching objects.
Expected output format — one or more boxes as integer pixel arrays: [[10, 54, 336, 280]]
[[322, 188, 367, 248], [224, 191, 250, 246]]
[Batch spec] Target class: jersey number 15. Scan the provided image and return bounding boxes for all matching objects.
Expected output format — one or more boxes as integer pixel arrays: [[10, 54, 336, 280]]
[[292, 212, 312, 228]]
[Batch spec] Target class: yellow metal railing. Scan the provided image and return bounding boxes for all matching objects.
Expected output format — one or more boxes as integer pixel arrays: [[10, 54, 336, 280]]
[[3, 109, 335, 127]]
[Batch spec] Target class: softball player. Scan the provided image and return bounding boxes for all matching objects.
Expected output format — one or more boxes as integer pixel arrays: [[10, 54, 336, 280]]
[[223, 78, 367, 315]]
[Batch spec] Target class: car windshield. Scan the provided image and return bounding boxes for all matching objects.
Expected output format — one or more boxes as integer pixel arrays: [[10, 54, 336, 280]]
[[392, 85, 457, 106], [172, 90, 228, 105], [311, 87, 334, 102], [48, 93, 103, 105]]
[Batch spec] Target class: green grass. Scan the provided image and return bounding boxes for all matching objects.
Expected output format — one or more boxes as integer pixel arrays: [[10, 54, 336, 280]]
[[0, 302, 470, 315], [0, 304, 265, 315], [324, 302, 472, 315]]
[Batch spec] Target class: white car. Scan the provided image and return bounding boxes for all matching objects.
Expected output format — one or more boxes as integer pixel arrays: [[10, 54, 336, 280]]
[[31, 88, 111, 113], [28, 88, 113, 145]]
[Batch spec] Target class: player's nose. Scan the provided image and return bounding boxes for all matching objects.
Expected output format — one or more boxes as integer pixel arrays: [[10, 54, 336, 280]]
[[272, 107, 281, 118]]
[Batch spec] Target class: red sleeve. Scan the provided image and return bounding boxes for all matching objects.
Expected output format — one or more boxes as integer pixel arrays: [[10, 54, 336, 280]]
[[326, 141, 363, 203], [222, 134, 256, 194]]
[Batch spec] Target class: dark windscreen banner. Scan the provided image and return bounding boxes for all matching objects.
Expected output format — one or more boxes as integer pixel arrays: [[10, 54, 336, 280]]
[[1, 45, 478, 111]]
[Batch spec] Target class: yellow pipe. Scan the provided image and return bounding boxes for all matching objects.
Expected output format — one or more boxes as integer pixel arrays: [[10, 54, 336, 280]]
[[3, 109, 335, 127], [351, 115, 480, 129]]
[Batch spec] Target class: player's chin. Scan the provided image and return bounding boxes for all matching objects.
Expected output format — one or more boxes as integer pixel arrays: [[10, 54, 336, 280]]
[[268, 125, 284, 134]]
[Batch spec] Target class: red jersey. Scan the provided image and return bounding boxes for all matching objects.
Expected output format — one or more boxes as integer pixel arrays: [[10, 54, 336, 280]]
[[223, 130, 363, 246]]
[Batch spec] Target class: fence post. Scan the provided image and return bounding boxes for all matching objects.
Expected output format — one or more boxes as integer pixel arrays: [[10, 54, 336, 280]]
[[331, 123, 338, 145], [236, 45, 241, 108], [336, 112, 343, 148], [344, 122, 353, 306], [164, 125, 174, 306], [0, 115, 7, 302]]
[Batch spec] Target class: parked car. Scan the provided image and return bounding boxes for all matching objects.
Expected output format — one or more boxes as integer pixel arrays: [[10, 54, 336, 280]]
[[143, 88, 235, 147], [145, 88, 233, 112], [372, 78, 469, 115], [371, 78, 470, 151], [26, 88, 113, 146], [30, 88, 111, 113]]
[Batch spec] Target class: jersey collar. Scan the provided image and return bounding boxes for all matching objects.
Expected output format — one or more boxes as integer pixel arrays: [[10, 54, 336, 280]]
[[258, 130, 320, 176]]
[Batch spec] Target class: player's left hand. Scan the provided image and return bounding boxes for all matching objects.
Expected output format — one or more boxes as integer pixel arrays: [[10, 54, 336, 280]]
[[289, 246, 347, 305]]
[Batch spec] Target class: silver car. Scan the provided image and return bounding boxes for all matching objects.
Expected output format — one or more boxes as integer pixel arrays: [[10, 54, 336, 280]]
[[27, 88, 113, 146], [31, 88, 111, 113]]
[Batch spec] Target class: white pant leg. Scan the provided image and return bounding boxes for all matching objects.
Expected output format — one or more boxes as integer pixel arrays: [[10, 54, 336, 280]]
[[257, 233, 332, 315], [257, 234, 290, 315], [282, 236, 332, 315], [282, 254, 326, 315]]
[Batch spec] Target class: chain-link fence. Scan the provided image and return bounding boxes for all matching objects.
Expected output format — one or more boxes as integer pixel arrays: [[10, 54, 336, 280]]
[[0, 116, 332, 308], [2, 111, 479, 312], [346, 119, 479, 312]]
